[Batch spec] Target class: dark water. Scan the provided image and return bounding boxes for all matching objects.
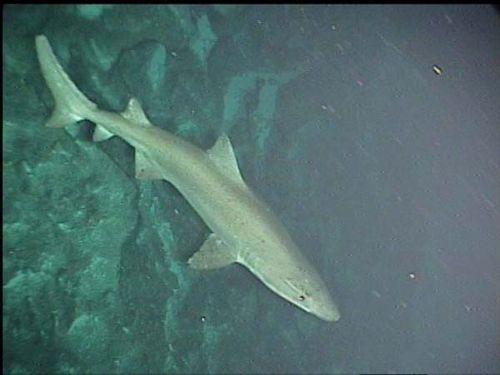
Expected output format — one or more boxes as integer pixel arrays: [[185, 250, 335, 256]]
[[3, 4, 500, 374]]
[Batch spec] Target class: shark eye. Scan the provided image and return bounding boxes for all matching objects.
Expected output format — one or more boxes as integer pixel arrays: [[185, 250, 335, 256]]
[[284, 279, 308, 302]]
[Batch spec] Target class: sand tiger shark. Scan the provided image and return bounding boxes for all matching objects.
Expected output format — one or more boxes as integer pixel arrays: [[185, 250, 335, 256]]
[[35, 35, 340, 322]]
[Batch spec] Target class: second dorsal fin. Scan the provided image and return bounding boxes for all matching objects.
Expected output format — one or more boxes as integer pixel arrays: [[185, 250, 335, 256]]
[[121, 98, 152, 127], [92, 98, 152, 142]]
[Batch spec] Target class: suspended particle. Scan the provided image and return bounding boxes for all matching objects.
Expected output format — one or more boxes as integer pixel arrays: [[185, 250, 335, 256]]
[[408, 272, 416, 280], [371, 290, 381, 298], [200, 315, 206, 323], [432, 65, 443, 75]]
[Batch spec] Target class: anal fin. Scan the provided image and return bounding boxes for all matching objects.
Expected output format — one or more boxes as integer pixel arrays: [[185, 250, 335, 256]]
[[188, 233, 237, 270], [92, 124, 115, 142], [45, 106, 82, 128]]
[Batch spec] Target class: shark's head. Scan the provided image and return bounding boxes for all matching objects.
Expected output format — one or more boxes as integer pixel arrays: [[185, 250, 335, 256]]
[[281, 272, 341, 322], [235, 206, 341, 322], [265, 256, 341, 322]]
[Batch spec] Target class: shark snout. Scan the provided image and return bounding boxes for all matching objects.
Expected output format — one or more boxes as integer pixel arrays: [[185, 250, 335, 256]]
[[322, 304, 341, 322], [313, 299, 341, 322]]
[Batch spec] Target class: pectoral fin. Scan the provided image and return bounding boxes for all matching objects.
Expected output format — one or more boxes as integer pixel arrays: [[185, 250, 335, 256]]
[[188, 233, 237, 270]]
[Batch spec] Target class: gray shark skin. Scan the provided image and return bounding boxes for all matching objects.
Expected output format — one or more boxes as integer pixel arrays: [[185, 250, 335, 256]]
[[35, 35, 340, 322]]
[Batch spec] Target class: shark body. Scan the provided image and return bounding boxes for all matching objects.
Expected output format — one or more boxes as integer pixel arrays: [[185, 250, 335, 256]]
[[35, 35, 340, 322]]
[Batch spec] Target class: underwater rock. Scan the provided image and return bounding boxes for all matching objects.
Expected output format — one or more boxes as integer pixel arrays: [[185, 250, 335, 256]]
[[114, 40, 169, 106], [65, 314, 110, 365], [190, 14, 217, 68], [76, 4, 114, 20]]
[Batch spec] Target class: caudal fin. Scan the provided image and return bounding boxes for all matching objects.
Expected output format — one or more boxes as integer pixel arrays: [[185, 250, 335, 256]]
[[35, 35, 97, 128]]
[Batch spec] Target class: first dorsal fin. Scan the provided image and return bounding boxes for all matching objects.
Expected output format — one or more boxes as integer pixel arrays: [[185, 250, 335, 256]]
[[121, 98, 152, 127], [207, 134, 246, 188]]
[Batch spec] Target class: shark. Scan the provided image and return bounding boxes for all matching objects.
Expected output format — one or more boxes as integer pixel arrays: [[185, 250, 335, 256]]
[[35, 35, 341, 322]]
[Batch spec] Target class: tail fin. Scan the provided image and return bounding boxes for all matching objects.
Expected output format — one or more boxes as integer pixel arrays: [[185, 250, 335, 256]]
[[35, 35, 97, 128]]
